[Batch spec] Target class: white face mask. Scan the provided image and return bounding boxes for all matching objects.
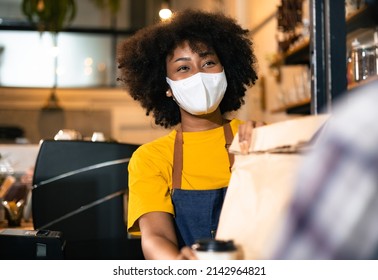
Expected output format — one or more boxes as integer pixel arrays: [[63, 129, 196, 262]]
[[166, 70, 227, 115]]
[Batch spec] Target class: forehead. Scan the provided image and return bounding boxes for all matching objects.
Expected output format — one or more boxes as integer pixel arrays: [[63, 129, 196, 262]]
[[167, 41, 214, 59]]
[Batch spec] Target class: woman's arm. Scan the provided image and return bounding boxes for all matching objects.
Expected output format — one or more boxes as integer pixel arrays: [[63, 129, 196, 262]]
[[138, 211, 182, 259]]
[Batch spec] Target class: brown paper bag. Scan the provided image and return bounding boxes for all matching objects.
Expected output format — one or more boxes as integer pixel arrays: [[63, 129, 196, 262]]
[[216, 115, 330, 259]]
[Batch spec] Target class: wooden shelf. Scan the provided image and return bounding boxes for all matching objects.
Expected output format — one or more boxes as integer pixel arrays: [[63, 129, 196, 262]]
[[0, 219, 34, 230], [346, 5, 378, 33], [271, 97, 311, 114], [269, 38, 310, 67], [284, 37, 310, 65], [348, 76, 378, 91], [271, 76, 378, 115]]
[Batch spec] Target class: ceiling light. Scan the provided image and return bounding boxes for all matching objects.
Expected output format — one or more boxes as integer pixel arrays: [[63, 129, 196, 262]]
[[159, 1, 172, 20]]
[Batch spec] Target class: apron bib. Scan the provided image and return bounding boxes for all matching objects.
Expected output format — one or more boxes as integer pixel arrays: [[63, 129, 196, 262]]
[[171, 122, 234, 247]]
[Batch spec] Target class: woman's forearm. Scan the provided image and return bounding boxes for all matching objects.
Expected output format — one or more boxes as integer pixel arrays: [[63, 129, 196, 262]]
[[141, 234, 180, 260]]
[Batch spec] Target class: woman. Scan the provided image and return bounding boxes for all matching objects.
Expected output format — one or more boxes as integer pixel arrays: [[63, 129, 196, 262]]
[[117, 9, 258, 259]]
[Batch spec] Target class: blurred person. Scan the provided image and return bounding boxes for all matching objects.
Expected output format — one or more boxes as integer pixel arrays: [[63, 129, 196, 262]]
[[272, 78, 378, 259], [117, 9, 260, 259]]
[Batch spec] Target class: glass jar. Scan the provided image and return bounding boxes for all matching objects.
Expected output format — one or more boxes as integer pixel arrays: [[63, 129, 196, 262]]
[[350, 41, 378, 83], [0, 153, 14, 223], [0, 153, 14, 186]]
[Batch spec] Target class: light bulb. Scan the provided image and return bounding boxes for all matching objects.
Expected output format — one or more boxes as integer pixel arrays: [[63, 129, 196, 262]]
[[159, 8, 172, 20]]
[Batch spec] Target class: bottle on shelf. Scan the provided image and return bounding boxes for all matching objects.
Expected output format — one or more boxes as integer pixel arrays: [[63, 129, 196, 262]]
[[347, 29, 378, 88]]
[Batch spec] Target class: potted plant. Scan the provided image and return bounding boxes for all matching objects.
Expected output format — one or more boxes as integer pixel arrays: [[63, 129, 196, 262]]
[[21, 0, 77, 109], [21, 0, 77, 34]]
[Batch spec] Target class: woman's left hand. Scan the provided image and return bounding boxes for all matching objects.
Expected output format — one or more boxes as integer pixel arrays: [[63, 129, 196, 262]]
[[238, 120, 266, 154]]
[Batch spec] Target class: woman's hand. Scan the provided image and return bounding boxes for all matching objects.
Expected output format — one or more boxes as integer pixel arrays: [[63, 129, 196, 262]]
[[176, 246, 198, 260], [238, 120, 265, 154]]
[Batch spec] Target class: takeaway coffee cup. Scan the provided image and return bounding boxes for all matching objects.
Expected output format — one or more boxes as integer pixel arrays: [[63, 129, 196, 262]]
[[192, 239, 238, 260]]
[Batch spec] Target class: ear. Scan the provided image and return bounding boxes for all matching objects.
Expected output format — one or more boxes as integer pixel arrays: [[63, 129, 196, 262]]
[[166, 88, 173, 97]]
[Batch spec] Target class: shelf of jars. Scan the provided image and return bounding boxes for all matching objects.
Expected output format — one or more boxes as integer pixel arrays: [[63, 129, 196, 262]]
[[346, 5, 378, 90], [270, 4, 375, 69], [269, 2, 378, 114]]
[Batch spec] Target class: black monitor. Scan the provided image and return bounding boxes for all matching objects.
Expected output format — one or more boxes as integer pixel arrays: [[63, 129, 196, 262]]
[[31, 140, 144, 259]]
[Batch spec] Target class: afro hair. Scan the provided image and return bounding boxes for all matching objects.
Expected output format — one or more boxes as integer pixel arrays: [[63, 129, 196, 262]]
[[117, 9, 258, 128]]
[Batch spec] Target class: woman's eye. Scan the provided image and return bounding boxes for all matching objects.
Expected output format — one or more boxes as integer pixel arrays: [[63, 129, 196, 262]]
[[203, 61, 216, 67], [177, 65, 190, 72]]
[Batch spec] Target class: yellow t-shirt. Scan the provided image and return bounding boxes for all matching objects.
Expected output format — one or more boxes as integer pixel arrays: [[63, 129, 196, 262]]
[[127, 119, 243, 234]]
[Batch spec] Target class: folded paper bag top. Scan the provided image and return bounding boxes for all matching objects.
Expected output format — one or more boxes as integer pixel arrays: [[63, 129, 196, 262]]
[[229, 114, 330, 154]]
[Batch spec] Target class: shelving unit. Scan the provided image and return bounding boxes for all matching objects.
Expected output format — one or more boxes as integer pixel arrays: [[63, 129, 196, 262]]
[[270, 0, 378, 115]]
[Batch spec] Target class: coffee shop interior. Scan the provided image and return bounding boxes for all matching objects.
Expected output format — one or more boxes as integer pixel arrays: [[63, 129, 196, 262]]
[[1, 0, 378, 260]]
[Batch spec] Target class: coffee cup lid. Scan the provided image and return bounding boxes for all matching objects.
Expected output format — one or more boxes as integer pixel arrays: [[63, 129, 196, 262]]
[[192, 239, 236, 252]]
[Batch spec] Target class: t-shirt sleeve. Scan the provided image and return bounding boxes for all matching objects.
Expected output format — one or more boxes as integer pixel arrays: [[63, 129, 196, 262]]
[[127, 145, 174, 235]]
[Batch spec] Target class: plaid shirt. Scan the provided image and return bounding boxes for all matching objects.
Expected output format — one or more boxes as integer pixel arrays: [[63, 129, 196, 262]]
[[272, 79, 378, 259]]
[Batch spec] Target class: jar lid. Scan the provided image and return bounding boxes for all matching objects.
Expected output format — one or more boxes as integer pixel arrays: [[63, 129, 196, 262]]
[[192, 239, 236, 252]]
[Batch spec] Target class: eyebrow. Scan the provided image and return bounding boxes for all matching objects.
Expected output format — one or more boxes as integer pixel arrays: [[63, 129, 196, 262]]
[[173, 57, 191, 63], [198, 51, 215, 58], [173, 51, 216, 63]]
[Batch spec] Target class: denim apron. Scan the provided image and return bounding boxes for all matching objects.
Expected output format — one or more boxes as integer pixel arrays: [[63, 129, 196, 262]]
[[171, 122, 234, 248]]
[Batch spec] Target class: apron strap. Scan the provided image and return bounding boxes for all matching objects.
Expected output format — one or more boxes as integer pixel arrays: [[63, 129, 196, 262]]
[[172, 128, 183, 190], [172, 122, 235, 190], [223, 122, 234, 170]]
